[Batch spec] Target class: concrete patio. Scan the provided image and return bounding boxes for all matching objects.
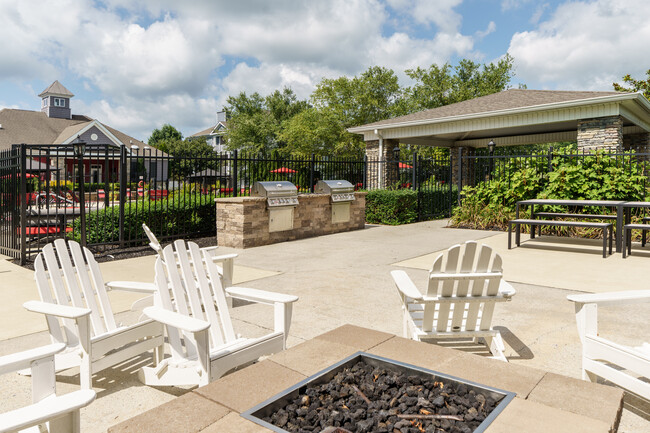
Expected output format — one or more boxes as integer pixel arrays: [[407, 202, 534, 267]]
[[1, 220, 649, 432]]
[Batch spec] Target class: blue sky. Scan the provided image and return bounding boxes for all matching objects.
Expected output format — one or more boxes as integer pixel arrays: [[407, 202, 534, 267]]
[[1, 0, 648, 141]]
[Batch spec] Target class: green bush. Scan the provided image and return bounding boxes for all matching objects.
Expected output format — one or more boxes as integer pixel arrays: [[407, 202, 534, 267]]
[[68, 194, 216, 244], [418, 186, 459, 219], [365, 189, 418, 225], [450, 151, 648, 232]]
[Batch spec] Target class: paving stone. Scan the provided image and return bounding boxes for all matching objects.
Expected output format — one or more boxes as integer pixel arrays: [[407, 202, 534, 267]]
[[367, 336, 460, 371], [527, 372, 624, 430], [194, 360, 306, 413], [107, 392, 230, 433], [269, 337, 360, 376], [484, 397, 611, 433], [314, 324, 394, 350], [199, 412, 269, 432]]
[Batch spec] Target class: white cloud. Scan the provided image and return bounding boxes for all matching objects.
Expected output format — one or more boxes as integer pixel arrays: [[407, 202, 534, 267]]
[[501, 0, 533, 11], [508, 0, 650, 90], [476, 21, 497, 39], [386, 0, 463, 33]]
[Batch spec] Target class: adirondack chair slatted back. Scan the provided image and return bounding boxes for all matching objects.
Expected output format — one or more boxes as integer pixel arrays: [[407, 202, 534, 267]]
[[425, 242, 501, 334], [34, 239, 116, 344], [142, 223, 162, 255], [156, 241, 236, 361]]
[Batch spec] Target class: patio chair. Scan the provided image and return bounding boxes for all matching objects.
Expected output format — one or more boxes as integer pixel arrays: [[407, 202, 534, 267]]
[[24, 239, 164, 389], [138, 240, 298, 387], [142, 223, 236, 288], [567, 290, 650, 399], [390, 241, 516, 362], [0, 343, 96, 433]]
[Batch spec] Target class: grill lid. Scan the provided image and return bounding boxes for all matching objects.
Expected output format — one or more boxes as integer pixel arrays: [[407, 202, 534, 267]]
[[316, 180, 355, 202], [252, 181, 299, 207]]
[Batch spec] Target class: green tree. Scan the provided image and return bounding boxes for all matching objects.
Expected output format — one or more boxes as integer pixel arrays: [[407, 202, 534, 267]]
[[225, 88, 309, 154], [159, 136, 215, 179], [279, 108, 351, 156], [405, 54, 515, 111], [613, 69, 650, 99], [148, 124, 183, 149]]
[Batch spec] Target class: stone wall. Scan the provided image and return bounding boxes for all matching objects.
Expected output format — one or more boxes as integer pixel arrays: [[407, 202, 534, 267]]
[[450, 147, 476, 188], [365, 139, 399, 189], [623, 132, 650, 153], [216, 193, 367, 248], [577, 116, 623, 152]]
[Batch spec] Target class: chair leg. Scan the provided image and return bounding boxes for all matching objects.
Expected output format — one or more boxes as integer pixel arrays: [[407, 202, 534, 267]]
[[609, 226, 613, 255], [603, 229, 607, 258], [508, 223, 512, 249], [643, 229, 647, 247], [623, 227, 628, 258]]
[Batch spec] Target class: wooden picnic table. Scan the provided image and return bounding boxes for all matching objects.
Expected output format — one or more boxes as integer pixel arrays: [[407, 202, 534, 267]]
[[515, 199, 628, 252]]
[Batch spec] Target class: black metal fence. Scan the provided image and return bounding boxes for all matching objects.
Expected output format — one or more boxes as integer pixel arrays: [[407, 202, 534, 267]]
[[1, 144, 456, 263]]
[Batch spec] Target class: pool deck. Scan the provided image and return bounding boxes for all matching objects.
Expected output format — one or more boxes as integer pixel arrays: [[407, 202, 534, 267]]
[[1, 220, 649, 432]]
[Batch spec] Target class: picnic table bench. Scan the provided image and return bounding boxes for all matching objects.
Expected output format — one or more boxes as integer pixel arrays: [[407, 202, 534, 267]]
[[508, 219, 613, 258]]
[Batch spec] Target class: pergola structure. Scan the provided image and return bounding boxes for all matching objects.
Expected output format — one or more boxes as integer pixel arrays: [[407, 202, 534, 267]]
[[348, 89, 650, 187]]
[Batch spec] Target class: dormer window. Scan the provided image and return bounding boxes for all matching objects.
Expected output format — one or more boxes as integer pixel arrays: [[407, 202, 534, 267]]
[[54, 98, 66, 107]]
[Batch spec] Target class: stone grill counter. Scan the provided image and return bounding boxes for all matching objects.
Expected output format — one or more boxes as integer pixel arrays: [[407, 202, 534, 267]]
[[216, 193, 367, 248]]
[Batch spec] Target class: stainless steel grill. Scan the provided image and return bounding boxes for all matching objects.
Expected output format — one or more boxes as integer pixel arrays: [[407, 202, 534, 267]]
[[251, 181, 299, 207], [315, 180, 355, 202]]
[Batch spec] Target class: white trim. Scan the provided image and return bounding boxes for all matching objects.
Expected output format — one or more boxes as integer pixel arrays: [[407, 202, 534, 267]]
[[61, 120, 124, 148], [348, 92, 650, 134]]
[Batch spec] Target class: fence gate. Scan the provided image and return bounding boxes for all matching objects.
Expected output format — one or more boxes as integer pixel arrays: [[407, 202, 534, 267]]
[[0, 148, 21, 258], [415, 153, 455, 220]]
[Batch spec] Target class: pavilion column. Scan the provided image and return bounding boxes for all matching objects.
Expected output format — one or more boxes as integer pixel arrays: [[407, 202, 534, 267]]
[[623, 132, 650, 153], [451, 147, 476, 189], [365, 138, 399, 189], [577, 116, 623, 152]]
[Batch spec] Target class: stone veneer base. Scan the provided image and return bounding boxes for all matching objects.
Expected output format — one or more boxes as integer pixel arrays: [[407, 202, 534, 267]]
[[109, 325, 624, 433], [216, 193, 367, 248]]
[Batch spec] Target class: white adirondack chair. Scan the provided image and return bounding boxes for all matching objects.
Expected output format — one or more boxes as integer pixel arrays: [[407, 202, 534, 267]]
[[142, 223, 236, 288], [0, 343, 95, 433], [139, 240, 298, 387], [391, 241, 516, 362], [23, 239, 165, 389], [567, 290, 650, 400]]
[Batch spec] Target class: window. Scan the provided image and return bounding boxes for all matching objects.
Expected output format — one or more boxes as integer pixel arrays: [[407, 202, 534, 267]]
[[54, 98, 66, 107], [42, 97, 48, 108]]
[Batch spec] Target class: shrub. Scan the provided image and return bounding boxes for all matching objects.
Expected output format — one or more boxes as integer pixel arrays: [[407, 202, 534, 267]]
[[68, 194, 216, 245], [450, 151, 648, 232], [365, 189, 418, 225]]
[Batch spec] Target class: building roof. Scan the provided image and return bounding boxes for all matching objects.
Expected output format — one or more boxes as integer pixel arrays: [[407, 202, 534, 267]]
[[352, 89, 622, 130], [0, 108, 145, 150], [348, 89, 650, 148], [38, 80, 74, 98], [190, 121, 227, 138]]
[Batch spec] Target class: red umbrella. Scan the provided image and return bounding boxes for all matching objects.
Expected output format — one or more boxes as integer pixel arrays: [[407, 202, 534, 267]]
[[398, 162, 413, 169], [270, 167, 297, 174], [0, 173, 37, 179]]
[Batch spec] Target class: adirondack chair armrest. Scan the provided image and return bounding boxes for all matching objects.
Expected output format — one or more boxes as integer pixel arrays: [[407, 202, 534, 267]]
[[143, 307, 210, 333], [498, 280, 517, 298], [207, 252, 238, 262], [225, 286, 298, 304], [390, 270, 423, 301], [23, 300, 92, 320], [0, 343, 65, 374], [567, 289, 650, 306], [200, 245, 220, 254], [106, 280, 157, 294]]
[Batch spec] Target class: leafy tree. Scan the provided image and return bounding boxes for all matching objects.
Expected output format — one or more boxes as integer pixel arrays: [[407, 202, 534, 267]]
[[148, 124, 183, 149], [225, 88, 309, 154], [279, 108, 350, 156], [404, 54, 515, 111], [158, 136, 216, 179], [613, 69, 650, 99]]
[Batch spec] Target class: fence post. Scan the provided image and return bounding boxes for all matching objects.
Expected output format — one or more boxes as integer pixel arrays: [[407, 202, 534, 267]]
[[19, 144, 26, 265], [232, 150, 238, 197], [547, 146, 553, 174], [456, 147, 463, 206], [119, 145, 126, 247], [412, 152, 417, 190], [363, 154, 368, 189], [310, 153, 315, 193]]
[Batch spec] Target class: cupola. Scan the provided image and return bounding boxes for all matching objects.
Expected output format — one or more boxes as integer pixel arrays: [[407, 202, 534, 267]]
[[39, 80, 74, 119]]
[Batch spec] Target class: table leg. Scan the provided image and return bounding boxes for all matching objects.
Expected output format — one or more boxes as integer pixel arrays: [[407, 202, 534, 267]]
[[530, 204, 535, 239], [515, 204, 520, 246], [508, 222, 512, 249], [615, 205, 624, 253]]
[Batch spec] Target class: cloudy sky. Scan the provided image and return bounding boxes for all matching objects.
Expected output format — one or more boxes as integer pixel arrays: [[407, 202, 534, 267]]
[[1, 0, 649, 141]]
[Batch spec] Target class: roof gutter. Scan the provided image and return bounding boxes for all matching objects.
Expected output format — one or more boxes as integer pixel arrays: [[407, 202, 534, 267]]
[[348, 92, 649, 134]]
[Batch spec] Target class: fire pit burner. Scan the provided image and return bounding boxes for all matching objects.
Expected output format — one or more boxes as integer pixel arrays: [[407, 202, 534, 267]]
[[241, 353, 515, 433]]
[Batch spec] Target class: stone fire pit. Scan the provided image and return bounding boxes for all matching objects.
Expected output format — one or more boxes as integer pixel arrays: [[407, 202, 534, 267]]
[[108, 325, 624, 433]]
